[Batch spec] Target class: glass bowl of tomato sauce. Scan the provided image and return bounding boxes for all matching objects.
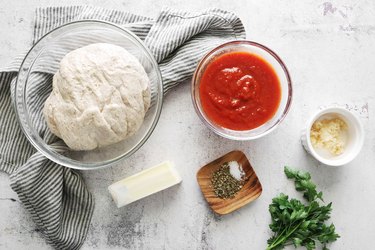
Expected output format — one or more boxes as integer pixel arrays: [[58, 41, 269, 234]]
[[192, 41, 292, 140]]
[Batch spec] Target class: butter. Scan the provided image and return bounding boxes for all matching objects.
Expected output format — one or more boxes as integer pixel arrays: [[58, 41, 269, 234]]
[[108, 161, 182, 208]]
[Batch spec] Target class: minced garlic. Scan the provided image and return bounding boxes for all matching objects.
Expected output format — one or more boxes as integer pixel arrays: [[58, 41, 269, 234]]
[[310, 118, 347, 155]]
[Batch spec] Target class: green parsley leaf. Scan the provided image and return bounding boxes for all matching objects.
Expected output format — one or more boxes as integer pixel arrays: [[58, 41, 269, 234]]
[[266, 167, 340, 250]]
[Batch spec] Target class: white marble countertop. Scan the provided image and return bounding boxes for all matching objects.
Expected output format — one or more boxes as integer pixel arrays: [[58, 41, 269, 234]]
[[1, 1, 374, 249]]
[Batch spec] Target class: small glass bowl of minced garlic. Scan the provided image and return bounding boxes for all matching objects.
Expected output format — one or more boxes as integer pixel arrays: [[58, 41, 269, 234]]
[[301, 106, 364, 166]]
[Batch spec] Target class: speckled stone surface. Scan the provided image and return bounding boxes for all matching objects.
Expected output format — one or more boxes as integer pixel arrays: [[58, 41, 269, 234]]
[[1, 1, 374, 249]]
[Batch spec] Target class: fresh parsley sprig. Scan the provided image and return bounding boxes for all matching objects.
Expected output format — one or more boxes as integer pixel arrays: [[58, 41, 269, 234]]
[[266, 167, 340, 250]]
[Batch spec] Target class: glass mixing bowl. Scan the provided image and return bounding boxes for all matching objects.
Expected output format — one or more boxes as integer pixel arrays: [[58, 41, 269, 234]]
[[192, 41, 292, 140], [14, 20, 163, 170]]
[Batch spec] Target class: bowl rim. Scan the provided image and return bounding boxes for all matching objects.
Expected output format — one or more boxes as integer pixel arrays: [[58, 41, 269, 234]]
[[14, 19, 163, 170], [305, 106, 364, 166], [191, 40, 293, 140]]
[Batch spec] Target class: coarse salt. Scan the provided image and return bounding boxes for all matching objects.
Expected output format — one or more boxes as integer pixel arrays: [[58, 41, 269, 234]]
[[228, 161, 244, 180]]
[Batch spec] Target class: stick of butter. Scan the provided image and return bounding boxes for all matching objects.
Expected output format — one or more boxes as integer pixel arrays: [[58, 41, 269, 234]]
[[108, 161, 182, 208]]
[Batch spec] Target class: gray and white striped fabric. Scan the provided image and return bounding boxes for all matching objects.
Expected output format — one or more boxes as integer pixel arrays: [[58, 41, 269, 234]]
[[0, 6, 245, 249]]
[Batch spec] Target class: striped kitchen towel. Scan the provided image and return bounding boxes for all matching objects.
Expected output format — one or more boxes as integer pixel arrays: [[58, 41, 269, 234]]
[[0, 6, 245, 249]]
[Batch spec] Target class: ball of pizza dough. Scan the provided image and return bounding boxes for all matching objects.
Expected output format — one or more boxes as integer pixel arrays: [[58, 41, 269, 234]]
[[43, 43, 151, 150]]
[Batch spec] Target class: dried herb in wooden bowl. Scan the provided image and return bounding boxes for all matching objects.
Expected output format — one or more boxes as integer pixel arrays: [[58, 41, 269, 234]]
[[211, 162, 245, 199]]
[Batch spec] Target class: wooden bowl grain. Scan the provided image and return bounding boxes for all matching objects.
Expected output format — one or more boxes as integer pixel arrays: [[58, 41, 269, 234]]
[[196, 150, 262, 215]]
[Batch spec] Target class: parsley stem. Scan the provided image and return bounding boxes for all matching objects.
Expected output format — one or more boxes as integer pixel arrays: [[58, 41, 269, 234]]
[[268, 228, 287, 249], [266, 221, 304, 250]]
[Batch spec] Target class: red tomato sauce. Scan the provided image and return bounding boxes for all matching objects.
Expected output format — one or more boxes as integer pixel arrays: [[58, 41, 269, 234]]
[[199, 51, 281, 130]]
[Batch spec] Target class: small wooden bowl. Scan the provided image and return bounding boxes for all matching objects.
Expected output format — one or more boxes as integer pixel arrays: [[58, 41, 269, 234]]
[[197, 150, 262, 215]]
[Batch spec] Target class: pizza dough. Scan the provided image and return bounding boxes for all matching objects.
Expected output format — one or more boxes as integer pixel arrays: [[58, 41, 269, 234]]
[[43, 43, 151, 150]]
